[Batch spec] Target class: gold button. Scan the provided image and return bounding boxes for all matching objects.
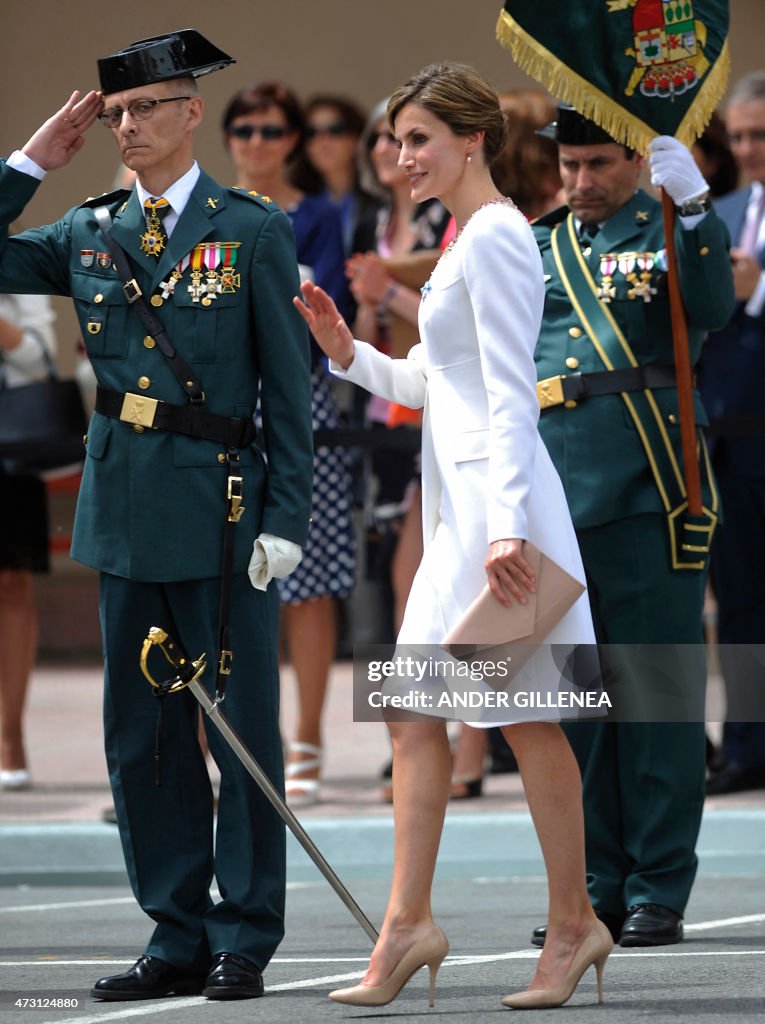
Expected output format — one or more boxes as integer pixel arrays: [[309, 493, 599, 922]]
[[668, 413, 677, 424], [699, 246, 709, 256], [185, 380, 194, 388], [565, 357, 580, 370], [82, 434, 88, 445], [568, 326, 583, 339], [143, 335, 156, 349], [150, 295, 163, 307], [94, 293, 104, 303], [217, 453, 226, 464], [564, 400, 578, 409], [133, 424, 144, 434], [138, 376, 151, 390]]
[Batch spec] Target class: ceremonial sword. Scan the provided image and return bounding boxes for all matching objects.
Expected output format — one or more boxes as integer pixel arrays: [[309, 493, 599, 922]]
[[139, 626, 378, 944]]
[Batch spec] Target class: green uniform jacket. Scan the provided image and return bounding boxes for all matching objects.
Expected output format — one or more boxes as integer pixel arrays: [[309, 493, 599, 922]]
[[0, 161, 313, 581], [533, 189, 734, 529]]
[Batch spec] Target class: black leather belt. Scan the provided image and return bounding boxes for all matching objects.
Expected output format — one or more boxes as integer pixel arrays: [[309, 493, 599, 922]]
[[95, 386, 256, 448], [537, 364, 679, 410]]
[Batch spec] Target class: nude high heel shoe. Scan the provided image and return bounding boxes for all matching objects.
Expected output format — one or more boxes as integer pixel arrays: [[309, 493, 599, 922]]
[[329, 926, 449, 1008], [501, 918, 612, 1009]]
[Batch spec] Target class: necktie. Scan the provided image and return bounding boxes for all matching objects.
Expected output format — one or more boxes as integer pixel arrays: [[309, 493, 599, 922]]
[[579, 221, 600, 244], [739, 190, 765, 258], [141, 197, 170, 258]]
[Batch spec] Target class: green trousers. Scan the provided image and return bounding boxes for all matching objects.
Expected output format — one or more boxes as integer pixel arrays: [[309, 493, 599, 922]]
[[100, 572, 285, 972], [564, 513, 707, 917]]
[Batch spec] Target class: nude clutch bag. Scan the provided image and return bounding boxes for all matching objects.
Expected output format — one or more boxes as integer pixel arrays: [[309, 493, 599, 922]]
[[442, 542, 586, 682]]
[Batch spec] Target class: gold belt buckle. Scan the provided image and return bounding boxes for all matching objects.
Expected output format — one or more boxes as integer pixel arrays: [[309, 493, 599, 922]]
[[537, 375, 566, 410], [120, 392, 158, 428]]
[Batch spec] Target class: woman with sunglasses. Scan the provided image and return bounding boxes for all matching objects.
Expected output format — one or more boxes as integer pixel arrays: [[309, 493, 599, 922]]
[[295, 62, 609, 1011], [303, 95, 380, 258], [223, 82, 356, 808]]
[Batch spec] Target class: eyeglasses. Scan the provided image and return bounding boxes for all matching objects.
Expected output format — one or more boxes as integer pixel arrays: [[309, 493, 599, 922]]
[[225, 124, 291, 142], [368, 130, 398, 149], [98, 96, 191, 128], [306, 122, 350, 140]]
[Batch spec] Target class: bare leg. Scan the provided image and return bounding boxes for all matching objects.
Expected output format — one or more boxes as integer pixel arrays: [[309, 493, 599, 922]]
[[390, 484, 423, 632], [362, 718, 451, 986], [450, 723, 487, 797], [0, 570, 37, 771], [502, 722, 598, 990], [282, 596, 336, 785]]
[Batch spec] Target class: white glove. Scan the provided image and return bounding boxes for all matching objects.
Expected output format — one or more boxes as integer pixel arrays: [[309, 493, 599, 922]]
[[648, 135, 709, 205], [248, 533, 302, 591]]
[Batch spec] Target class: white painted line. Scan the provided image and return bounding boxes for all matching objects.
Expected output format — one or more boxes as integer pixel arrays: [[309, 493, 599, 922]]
[[0, 898, 135, 915], [685, 913, 765, 931], [0, 881, 317, 915]]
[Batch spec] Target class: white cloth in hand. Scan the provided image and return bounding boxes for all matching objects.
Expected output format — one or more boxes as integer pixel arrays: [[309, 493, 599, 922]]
[[248, 533, 302, 591], [648, 135, 708, 205]]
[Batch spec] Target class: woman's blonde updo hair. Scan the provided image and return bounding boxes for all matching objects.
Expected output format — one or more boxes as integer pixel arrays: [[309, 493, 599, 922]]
[[387, 63, 508, 166]]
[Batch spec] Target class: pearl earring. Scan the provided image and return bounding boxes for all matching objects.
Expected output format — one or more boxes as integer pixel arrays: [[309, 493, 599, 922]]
[[467, 153, 472, 163]]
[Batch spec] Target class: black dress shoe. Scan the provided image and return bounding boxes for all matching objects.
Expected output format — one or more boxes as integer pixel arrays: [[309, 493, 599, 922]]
[[203, 952, 264, 1000], [91, 955, 206, 1001], [706, 762, 765, 796], [619, 903, 683, 946], [530, 910, 624, 948]]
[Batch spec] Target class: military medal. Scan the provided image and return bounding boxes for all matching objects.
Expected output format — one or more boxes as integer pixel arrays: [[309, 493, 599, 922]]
[[80, 249, 95, 268], [141, 198, 169, 258], [201, 247, 221, 306], [97, 252, 112, 269], [219, 243, 241, 294], [631, 253, 657, 303], [187, 245, 206, 302], [597, 253, 617, 303]]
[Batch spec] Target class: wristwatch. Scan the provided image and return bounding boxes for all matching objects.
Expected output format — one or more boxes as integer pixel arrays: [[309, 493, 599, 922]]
[[676, 193, 711, 216]]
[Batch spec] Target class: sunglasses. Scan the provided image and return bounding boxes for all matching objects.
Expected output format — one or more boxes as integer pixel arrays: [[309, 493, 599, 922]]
[[226, 124, 291, 142], [306, 122, 350, 140], [369, 130, 398, 149]]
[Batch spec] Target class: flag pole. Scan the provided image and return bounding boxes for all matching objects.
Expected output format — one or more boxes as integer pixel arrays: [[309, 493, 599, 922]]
[[660, 189, 703, 516]]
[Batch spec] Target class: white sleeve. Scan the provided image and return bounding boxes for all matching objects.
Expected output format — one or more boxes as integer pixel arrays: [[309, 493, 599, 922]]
[[7, 150, 46, 180], [461, 209, 544, 543], [330, 339, 427, 409], [745, 271, 765, 318], [0, 293, 57, 384]]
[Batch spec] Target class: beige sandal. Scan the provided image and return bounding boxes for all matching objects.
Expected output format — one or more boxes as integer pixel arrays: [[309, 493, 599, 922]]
[[284, 742, 323, 807]]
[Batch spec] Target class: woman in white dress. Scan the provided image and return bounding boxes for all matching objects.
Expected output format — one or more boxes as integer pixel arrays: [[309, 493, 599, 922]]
[[294, 63, 612, 1011]]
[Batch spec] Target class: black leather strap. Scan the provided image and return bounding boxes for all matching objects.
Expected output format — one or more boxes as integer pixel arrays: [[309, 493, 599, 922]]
[[94, 206, 205, 403], [95, 387, 256, 448], [553, 364, 678, 406]]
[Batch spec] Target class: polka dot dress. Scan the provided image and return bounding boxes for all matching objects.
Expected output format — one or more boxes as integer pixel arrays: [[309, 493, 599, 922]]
[[278, 365, 356, 605]]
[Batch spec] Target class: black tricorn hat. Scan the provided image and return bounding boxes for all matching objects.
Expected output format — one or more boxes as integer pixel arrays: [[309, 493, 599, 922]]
[[538, 105, 615, 147], [98, 29, 235, 94]]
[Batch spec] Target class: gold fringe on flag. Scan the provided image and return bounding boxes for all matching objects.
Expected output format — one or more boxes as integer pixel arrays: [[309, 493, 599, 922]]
[[496, 7, 730, 154]]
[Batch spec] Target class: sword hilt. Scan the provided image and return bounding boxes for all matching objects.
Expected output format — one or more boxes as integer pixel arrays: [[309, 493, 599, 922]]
[[140, 626, 207, 694]]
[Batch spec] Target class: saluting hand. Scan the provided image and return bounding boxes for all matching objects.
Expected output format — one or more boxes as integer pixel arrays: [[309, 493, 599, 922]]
[[485, 539, 537, 607], [293, 280, 356, 369], [22, 90, 104, 171]]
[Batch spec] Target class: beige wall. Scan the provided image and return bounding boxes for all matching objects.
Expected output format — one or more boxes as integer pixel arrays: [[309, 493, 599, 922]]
[[2, 0, 763, 361]]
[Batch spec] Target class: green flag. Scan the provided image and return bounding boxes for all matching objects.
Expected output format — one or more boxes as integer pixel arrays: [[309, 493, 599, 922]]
[[497, 1, 730, 153]]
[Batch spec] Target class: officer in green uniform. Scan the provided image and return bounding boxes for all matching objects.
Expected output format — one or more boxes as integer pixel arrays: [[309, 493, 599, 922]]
[[530, 108, 734, 946], [0, 31, 313, 1000]]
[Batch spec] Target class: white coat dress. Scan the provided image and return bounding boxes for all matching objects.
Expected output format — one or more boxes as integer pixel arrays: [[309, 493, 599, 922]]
[[334, 201, 596, 723]]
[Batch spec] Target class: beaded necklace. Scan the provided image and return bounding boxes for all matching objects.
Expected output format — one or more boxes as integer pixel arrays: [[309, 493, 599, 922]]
[[421, 196, 517, 299]]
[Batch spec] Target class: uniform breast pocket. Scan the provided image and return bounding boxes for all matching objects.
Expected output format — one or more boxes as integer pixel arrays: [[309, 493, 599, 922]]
[[72, 271, 131, 359], [172, 290, 240, 363], [452, 427, 489, 463]]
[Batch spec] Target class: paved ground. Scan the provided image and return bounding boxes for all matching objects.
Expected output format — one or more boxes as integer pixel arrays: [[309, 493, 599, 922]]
[[1, 662, 763, 1023]]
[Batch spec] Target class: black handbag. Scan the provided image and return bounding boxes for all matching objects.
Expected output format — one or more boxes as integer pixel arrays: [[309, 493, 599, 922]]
[[0, 349, 87, 475]]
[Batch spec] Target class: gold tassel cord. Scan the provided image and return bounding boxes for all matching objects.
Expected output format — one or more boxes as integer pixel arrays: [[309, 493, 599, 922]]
[[496, 8, 730, 153]]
